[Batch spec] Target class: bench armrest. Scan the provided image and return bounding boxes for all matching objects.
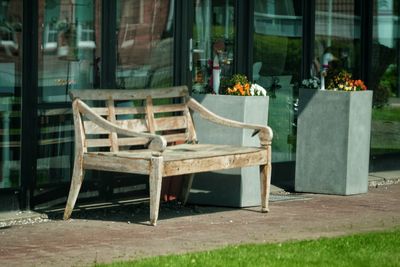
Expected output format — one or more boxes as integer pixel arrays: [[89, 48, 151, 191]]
[[75, 99, 167, 152], [186, 96, 273, 145]]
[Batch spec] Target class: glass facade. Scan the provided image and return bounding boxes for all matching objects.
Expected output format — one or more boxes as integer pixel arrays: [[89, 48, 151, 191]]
[[192, 0, 235, 93], [370, 0, 400, 168], [36, 0, 101, 186], [0, 0, 399, 210], [0, 0, 22, 189], [314, 0, 361, 86], [116, 0, 174, 89], [253, 0, 303, 162]]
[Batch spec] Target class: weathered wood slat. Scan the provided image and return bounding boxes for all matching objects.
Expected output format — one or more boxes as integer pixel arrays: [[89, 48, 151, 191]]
[[83, 146, 266, 177], [155, 116, 187, 131], [163, 150, 268, 176], [69, 86, 188, 100], [85, 116, 187, 135], [112, 133, 186, 146], [84, 119, 148, 134], [162, 133, 187, 144], [96, 144, 265, 161], [88, 104, 186, 116], [87, 133, 187, 148], [86, 138, 111, 148], [86, 136, 151, 148], [83, 153, 150, 174], [153, 103, 186, 114], [145, 96, 156, 134], [107, 99, 119, 152], [116, 137, 150, 146], [90, 106, 146, 116]]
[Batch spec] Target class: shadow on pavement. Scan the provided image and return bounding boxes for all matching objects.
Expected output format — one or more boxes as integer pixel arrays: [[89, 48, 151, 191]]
[[40, 199, 235, 226]]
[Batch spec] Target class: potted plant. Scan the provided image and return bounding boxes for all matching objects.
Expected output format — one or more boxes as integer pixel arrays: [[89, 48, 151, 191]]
[[295, 70, 373, 195], [189, 74, 269, 207]]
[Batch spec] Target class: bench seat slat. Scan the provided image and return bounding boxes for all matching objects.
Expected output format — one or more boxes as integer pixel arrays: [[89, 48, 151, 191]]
[[83, 154, 150, 174], [84, 144, 267, 176], [91, 144, 263, 161]]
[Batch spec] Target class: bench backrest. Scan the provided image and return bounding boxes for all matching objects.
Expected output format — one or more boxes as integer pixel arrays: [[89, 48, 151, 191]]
[[69, 86, 196, 152]]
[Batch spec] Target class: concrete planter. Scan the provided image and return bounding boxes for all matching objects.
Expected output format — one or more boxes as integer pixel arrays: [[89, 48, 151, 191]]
[[295, 89, 373, 195], [189, 94, 269, 207]]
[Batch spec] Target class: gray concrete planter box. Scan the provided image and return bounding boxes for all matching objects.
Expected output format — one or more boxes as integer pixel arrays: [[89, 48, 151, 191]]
[[188, 94, 269, 207], [295, 89, 373, 195]]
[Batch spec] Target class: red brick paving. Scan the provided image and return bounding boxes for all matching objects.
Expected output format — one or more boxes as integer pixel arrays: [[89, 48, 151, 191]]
[[1, 184, 399, 267]]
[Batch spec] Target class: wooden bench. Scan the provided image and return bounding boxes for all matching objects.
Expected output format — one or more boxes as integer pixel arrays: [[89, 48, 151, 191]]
[[63, 86, 273, 225]]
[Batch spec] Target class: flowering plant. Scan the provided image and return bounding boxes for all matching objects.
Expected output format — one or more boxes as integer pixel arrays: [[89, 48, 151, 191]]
[[300, 77, 320, 89], [327, 70, 367, 91], [222, 74, 266, 96]]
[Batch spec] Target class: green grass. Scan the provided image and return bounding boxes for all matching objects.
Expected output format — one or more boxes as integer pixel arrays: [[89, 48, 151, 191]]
[[96, 228, 400, 267], [372, 106, 400, 122], [371, 106, 400, 153]]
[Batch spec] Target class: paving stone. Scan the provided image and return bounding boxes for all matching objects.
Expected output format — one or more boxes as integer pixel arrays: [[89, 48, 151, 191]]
[[0, 183, 399, 267]]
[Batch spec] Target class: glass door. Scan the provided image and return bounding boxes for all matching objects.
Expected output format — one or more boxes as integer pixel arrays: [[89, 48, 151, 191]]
[[35, 0, 101, 208], [253, 0, 303, 163], [191, 0, 235, 94], [314, 0, 361, 81], [0, 0, 22, 190], [116, 0, 174, 89], [370, 0, 400, 170]]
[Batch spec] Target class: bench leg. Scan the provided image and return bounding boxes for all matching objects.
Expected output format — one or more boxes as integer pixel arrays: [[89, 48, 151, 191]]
[[179, 173, 194, 205], [149, 156, 163, 226], [260, 147, 272, 213], [64, 155, 85, 220], [260, 163, 271, 212]]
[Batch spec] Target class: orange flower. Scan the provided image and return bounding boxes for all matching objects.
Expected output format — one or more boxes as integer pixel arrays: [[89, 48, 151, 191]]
[[227, 87, 237, 94], [244, 83, 250, 96], [354, 80, 367, 90], [235, 83, 245, 95]]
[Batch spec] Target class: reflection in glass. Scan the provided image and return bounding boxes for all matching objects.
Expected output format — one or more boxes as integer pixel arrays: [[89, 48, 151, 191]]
[[37, 0, 100, 185], [192, 0, 235, 94], [39, 0, 100, 103], [253, 0, 302, 162], [314, 0, 361, 82], [116, 0, 174, 89], [0, 0, 22, 189], [370, 0, 400, 167]]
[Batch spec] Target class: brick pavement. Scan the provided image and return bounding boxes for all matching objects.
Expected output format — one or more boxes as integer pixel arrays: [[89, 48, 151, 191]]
[[0, 183, 400, 267]]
